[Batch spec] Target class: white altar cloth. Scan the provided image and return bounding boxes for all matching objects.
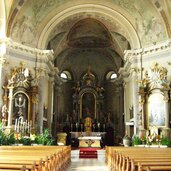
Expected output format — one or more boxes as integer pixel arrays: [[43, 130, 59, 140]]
[[78, 136, 101, 140], [78, 136, 101, 147]]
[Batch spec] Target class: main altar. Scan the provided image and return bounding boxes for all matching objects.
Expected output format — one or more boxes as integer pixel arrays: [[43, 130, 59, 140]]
[[64, 68, 113, 147], [71, 132, 106, 147]]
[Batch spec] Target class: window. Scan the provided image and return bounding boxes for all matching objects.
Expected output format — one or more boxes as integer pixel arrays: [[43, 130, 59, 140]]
[[110, 73, 117, 79], [60, 70, 72, 81], [106, 71, 117, 80], [60, 73, 68, 79]]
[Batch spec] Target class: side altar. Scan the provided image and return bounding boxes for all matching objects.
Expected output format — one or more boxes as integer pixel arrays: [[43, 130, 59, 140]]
[[71, 132, 106, 147]]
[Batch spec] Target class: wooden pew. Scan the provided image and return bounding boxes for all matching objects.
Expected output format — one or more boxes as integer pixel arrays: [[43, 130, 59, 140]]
[[0, 145, 71, 171], [106, 146, 171, 171], [146, 166, 171, 171]]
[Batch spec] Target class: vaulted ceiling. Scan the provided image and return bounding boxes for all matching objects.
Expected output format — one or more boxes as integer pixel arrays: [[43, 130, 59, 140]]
[[6, 0, 171, 82]]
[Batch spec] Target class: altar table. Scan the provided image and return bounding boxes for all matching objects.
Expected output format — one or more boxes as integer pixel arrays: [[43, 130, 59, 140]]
[[78, 136, 101, 147]]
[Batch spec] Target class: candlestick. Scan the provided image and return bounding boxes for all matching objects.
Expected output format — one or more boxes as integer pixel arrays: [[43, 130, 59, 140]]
[[14, 119, 17, 131]]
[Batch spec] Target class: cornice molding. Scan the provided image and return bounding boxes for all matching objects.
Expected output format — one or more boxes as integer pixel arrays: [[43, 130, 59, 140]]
[[5, 39, 54, 62], [124, 39, 171, 61]]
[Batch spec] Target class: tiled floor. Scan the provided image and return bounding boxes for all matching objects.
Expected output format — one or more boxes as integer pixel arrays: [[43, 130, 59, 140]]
[[66, 149, 110, 171]]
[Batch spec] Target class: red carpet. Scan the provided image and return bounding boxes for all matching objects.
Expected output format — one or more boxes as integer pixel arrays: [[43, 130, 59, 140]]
[[79, 148, 98, 158]]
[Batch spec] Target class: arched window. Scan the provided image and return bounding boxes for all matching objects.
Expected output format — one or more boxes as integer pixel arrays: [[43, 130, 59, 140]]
[[60, 70, 72, 81], [106, 71, 117, 80], [111, 73, 117, 79]]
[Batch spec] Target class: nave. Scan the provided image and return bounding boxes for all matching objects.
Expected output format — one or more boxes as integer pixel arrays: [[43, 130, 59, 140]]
[[66, 149, 110, 171]]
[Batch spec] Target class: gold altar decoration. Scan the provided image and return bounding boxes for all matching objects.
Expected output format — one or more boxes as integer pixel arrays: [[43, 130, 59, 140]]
[[72, 66, 105, 122], [2, 61, 39, 129], [57, 133, 67, 145], [138, 63, 169, 129], [84, 117, 92, 136]]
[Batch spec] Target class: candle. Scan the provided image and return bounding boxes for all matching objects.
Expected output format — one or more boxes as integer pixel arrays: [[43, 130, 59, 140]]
[[14, 119, 17, 131], [17, 119, 20, 132]]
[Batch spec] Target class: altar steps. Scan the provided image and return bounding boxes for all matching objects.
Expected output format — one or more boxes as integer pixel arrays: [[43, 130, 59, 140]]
[[79, 148, 98, 158]]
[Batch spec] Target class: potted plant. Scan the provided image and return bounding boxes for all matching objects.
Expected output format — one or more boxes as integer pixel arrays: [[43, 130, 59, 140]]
[[160, 136, 171, 147], [34, 129, 54, 145], [123, 134, 131, 147], [132, 135, 142, 146]]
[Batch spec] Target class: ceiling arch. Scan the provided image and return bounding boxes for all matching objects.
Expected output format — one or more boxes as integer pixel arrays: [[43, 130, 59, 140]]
[[37, 3, 140, 49], [67, 18, 112, 48]]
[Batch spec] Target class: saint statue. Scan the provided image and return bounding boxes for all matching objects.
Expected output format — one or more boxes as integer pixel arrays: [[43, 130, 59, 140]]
[[1, 104, 8, 125], [84, 116, 92, 136]]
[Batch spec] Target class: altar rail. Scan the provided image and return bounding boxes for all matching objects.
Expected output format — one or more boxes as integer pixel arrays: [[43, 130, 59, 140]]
[[0, 145, 71, 171], [106, 146, 171, 171]]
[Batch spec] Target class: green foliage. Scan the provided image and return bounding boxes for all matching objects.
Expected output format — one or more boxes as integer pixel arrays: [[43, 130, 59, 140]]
[[7, 133, 15, 145], [160, 136, 171, 146], [0, 122, 55, 146], [34, 129, 54, 145], [132, 135, 142, 146], [19, 136, 32, 145], [0, 123, 16, 145]]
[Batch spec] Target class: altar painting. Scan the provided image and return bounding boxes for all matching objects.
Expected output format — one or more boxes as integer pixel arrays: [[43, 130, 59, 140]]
[[148, 93, 165, 127], [81, 92, 95, 119]]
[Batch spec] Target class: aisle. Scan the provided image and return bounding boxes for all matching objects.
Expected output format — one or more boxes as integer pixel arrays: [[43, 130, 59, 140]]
[[66, 149, 110, 171]]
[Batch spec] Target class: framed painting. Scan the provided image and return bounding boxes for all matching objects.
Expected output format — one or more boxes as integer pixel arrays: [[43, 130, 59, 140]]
[[148, 92, 165, 127], [81, 92, 96, 119]]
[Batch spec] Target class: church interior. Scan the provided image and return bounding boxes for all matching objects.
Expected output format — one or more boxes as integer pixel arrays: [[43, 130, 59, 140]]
[[0, 0, 171, 170]]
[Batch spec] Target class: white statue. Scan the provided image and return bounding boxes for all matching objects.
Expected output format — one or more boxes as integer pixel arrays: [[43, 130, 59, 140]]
[[1, 104, 8, 120]]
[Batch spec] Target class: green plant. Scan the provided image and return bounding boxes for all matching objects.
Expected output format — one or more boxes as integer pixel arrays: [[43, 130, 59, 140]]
[[34, 129, 54, 145], [0, 122, 8, 145], [160, 136, 171, 146], [132, 135, 142, 146], [19, 136, 32, 145], [7, 133, 15, 145]]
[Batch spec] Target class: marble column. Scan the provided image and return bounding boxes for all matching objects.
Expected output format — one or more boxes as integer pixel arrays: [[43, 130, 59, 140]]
[[164, 91, 169, 128], [132, 71, 139, 134], [37, 76, 48, 133], [0, 58, 7, 108], [7, 86, 14, 128], [53, 85, 62, 135], [47, 77, 54, 132]]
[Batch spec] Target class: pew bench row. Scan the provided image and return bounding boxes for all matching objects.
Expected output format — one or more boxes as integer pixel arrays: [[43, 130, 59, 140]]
[[0, 145, 71, 171], [106, 146, 171, 171]]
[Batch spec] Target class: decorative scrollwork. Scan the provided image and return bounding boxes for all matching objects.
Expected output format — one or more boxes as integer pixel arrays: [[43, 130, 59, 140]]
[[8, 62, 31, 89], [148, 63, 168, 89]]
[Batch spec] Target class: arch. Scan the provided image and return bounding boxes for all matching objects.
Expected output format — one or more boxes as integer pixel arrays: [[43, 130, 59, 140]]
[[38, 4, 140, 49], [60, 70, 72, 80], [0, 0, 6, 39], [13, 91, 31, 121]]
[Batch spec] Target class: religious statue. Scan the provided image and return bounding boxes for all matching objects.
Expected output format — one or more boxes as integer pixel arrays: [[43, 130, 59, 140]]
[[84, 116, 92, 136], [15, 94, 26, 118], [1, 104, 8, 125]]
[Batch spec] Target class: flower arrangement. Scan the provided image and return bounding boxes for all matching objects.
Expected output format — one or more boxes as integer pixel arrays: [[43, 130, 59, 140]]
[[0, 121, 55, 146], [132, 132, 171, 147]]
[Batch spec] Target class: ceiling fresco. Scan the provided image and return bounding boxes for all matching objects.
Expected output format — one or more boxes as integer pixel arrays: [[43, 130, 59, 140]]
[[9, 0, 169, 48]]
